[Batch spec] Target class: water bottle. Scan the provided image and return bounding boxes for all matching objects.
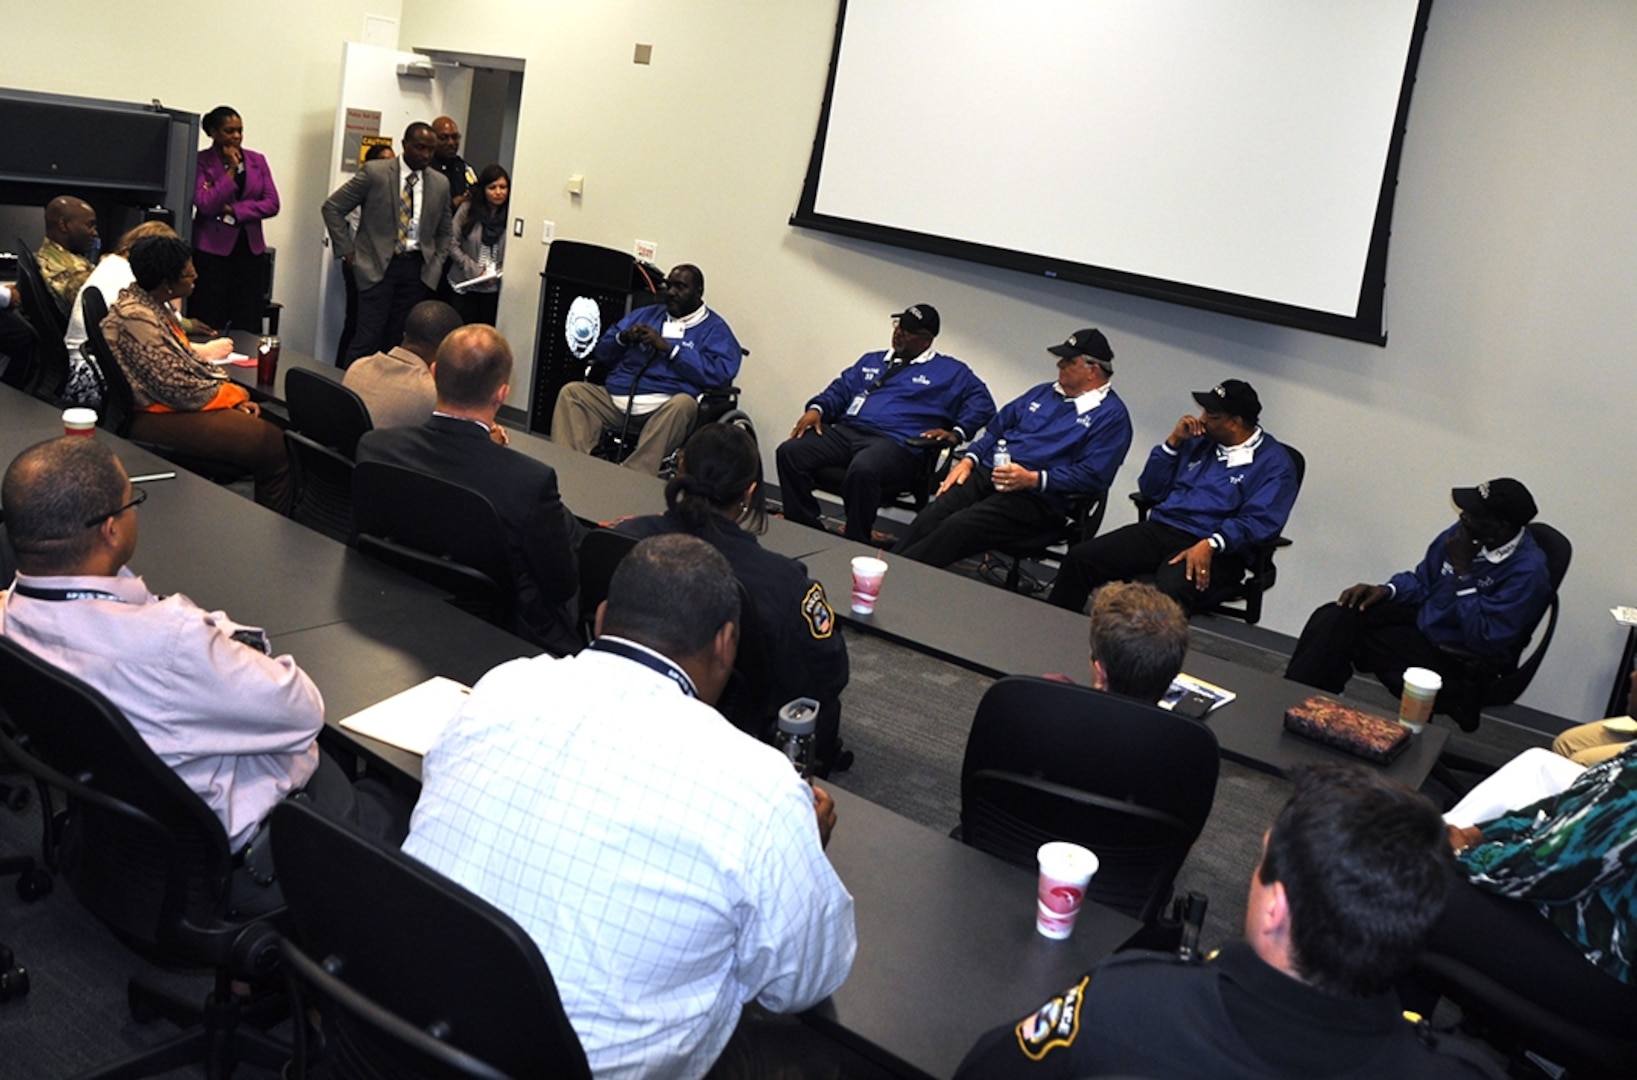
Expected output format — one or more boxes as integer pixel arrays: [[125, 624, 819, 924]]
[[992, 439, 1011, 469], [774, 697, 820, 777]]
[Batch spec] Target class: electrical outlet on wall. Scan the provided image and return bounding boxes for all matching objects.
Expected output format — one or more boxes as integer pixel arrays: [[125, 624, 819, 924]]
[[634, 239, 657, 262]]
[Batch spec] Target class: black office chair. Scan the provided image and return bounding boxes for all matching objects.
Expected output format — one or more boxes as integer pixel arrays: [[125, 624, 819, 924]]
[[1409, 876, 1637, 1078], [0, 636, 287, 1077], [352, 461, 521, 636], [270, 799, 592, 1080], [12, 243, 73, 402], [956, 675, 1220, 925], [1129, 443, 1305, 624], [575, 527, 639, 644], [283, 369, 373, 542], [286, 367, 372, 459], [1383, 521, 1572, 736], [80, 286, 252, 486], [809, 433, 956, 525], [989, 490, 1109, 594]]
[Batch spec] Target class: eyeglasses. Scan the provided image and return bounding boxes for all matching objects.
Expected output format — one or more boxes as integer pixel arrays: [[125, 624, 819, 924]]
[[83, 487, 147, 528]]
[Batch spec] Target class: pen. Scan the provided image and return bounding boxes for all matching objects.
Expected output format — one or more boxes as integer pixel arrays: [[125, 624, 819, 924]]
[[129, 472, 177, 483]]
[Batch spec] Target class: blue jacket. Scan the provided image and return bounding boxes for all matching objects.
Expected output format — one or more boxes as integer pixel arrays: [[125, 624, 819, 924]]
[[966, 384, 1133, 515], [1140, 430, 1298, 555], [808, 350, 996, 447], [1387, 523, 1552, 662], [591, 304, 743, 398]]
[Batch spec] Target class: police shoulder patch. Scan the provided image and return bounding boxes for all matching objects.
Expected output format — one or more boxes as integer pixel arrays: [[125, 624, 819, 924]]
[[1015, 976, 1089, 1062], [801, 582, 834, 639]]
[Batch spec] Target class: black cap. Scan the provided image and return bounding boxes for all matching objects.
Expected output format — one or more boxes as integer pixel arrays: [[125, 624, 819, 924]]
[[1452, 478, 1537, 529], [1047, 328, 1114, 364], [891, 304, 940, 336], [1191, 379, 1261, 424]]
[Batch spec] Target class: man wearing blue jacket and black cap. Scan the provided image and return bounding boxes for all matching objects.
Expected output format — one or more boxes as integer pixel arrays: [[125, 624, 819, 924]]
[[1048, 378, 1298, 614], [1284, 477, 1551, 699], [777, 303, 996, 542]]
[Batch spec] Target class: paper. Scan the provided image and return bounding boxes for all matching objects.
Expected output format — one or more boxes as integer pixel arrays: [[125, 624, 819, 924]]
[[1158, 672, 1236, 715], [227, 353, 258, 367], [451, 268, 502, 293], [1611, 606, 1637, 627], [339, 676, 470, 755]]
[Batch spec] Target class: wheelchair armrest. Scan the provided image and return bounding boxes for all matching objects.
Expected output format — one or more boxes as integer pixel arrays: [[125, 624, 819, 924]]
[[698, 384, 739, 405], [906, 434, 958, 451]]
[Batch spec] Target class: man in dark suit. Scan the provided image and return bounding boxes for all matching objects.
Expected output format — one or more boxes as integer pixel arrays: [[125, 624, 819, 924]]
[[322, 121, 454, 366], [356, 325, 584, 654]]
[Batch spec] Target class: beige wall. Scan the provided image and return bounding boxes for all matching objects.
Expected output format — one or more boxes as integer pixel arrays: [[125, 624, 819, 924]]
[[8, 2, 1635, 720]]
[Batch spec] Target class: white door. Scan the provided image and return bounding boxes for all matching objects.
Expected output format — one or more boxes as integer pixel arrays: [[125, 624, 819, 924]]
[[313, 42, 473, 365]]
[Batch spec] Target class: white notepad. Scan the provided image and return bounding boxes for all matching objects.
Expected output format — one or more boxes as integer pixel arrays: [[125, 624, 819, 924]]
[[338, 676, 470, 756]]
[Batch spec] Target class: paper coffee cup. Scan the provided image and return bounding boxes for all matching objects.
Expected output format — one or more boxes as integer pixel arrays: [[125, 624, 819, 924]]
[[1036, 841, 1099, 939], [850, 556, 888, 615], [62, 407, 97, 437], [1399, 666, 1442, 733]]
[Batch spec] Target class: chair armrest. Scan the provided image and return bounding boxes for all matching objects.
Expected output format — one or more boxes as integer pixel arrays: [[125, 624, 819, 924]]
[[1129, 492, 1158, 523], [906, 434, 958, 451]]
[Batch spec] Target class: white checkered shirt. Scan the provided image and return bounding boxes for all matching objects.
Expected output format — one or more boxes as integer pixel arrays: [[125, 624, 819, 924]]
[[403, 648, 856, 1080]]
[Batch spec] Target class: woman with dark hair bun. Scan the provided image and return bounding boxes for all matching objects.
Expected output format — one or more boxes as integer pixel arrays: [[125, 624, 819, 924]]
[[191, 105, 280, 332], [448, 163, 510, 326], [618, 423, 852, 773], [101, 235, 290, 511]]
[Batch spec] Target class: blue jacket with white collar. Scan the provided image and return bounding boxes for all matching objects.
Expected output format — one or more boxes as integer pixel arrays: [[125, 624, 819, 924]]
[[590, 304, 743, 398], [966, 383, 1133, 514], [807, 350, 996, 447], [1386, 523, 1551, 661], [1139, 430, 1298, 555]]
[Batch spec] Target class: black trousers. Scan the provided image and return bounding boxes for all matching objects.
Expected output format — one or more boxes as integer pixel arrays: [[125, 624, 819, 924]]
[[897, 467, 1062, 567], [1046, 520, 1247, 614], [775, 422, 921, 541], [349, 255, 430, 366], [1283, 600, 1450, 694], [191, 232, 267, 333]]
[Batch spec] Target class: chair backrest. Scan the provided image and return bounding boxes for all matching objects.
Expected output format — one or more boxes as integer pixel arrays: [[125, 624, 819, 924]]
[[351, 461, 518, 631], [284, 430, 357, 543], [271, 799, 592, 1080], [0, 636, 236, 947], [576, 527, 638, 644], [14, 243, 74, 400], [959, 675, 1220, 923], [79, 286, 137, 436], [286, 368, 373, 460], [1486, 521, 1573, 704]]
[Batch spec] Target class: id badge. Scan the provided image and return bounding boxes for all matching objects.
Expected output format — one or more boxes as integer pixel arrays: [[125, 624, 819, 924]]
[[845, 393, 867, 417]]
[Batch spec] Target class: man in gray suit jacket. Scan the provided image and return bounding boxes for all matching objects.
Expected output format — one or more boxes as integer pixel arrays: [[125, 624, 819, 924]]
[[322, 121, 453, 366]]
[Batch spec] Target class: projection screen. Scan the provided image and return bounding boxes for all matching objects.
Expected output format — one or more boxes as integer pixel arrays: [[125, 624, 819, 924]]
[[790, 0, 1433, 344]]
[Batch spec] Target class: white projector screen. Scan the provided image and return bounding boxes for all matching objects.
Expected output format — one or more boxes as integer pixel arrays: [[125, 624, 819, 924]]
[[791, 0, 1432, 344]]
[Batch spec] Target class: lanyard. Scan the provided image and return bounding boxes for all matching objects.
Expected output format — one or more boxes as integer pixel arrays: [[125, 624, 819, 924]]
[[588, 637, 697, 698], [11, 583, 125, 603]]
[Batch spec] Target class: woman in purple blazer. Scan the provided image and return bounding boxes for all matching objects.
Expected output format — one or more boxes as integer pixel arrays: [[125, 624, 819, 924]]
[[191, 105, 280, 333]]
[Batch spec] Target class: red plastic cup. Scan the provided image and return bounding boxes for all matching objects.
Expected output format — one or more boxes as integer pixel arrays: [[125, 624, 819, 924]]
[[62, 407, 97, 437], [1036, 842, 1099, 939], [257, 335, 281, 386]]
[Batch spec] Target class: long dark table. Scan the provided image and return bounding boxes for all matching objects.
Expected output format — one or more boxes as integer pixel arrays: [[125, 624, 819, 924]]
[[0, 384, 447, 636], [799, 541, 1450, 787]]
